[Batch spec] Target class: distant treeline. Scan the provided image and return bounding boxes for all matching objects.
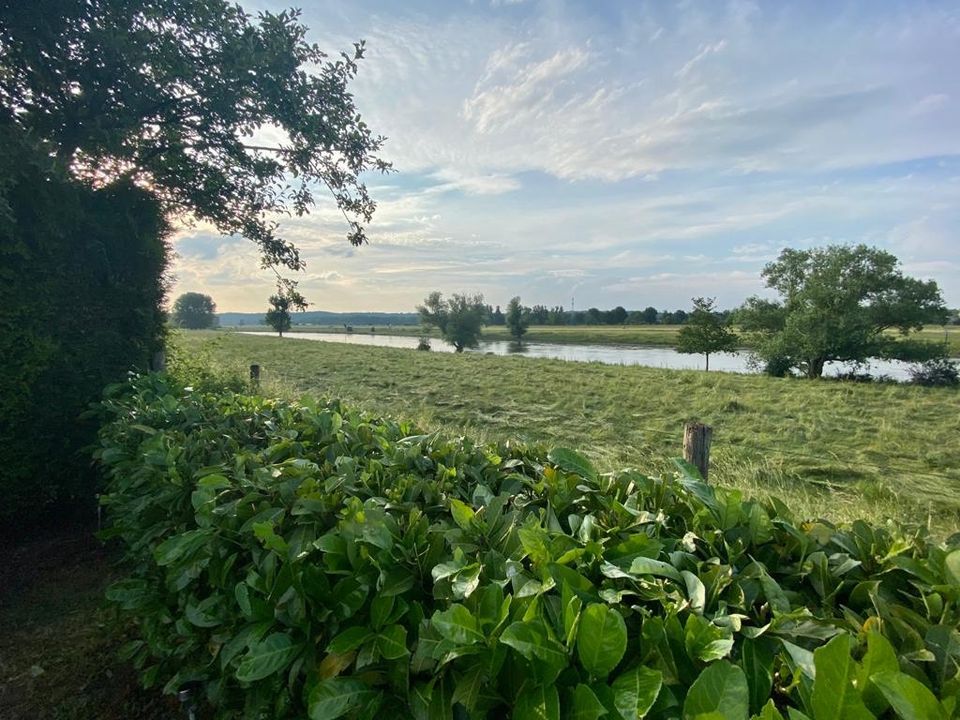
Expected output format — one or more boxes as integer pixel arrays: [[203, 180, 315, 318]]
[[219, 304, 726, 327], [486, 304, 719, 326], [219, 310, 421, 326], [219, 305, 727, 327]]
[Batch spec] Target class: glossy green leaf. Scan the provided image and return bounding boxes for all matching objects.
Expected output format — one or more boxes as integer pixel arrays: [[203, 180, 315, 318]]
[[514, 683, 560, 720], [570, 684, 607, 720], [743, 638, 775, 716], [685, 614, 733, 662], [449, 498, 475, 530], [682, 660, 749, 720], [810, 634, 872, 720], [500, 621, 568, 672], [432, 605, 484, 645], [328, 626, 373, 654], [308, 678, 377, 720], [859, 632, 899, 715], [628, 556, 683, 583], [236, 633, 301, 683], [871, 671, 947, 720], [377, 624, 408, 660], [547, 447, 597, 481], [611, 665, 662, 719], [577, 604, 628, 678], [944, 550, 960, 587]]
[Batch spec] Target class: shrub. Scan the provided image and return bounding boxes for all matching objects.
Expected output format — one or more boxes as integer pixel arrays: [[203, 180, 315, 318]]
[[761, 355, 793, 377], [909, 358, 960, 387], [97, 375, 960, 719]]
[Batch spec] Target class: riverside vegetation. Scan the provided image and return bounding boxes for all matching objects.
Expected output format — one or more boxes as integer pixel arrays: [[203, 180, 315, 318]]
[[178, 331, 960, 533], [97, 372, 960, 719]]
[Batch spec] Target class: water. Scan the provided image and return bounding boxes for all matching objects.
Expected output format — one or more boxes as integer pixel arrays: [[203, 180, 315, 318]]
[[240, 331, 947, 381]]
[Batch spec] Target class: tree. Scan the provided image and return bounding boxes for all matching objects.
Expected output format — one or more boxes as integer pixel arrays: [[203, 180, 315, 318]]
[[0, 0, 387, 526], [265, 282, 307, 337], [736, 245, 947, 378], [172, 292, 217, 329], [418, 291, 486, 352], [676, 298, 739, 371], [529, 304, 549, 324], [491, 306, 505, 325], [0, 0, 388, 274], [506, 296, 529, 341], [608, 306, 628, 325], [641, 306, 659, 324]]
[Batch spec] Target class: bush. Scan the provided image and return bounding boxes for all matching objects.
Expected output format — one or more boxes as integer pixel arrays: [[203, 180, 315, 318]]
[[97, 375, 960, 720], [417, 336, 432, 351], [909, 358, 960, 387], [761, 355, 793, 377]]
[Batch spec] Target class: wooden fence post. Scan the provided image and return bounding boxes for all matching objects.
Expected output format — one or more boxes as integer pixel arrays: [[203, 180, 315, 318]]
[[683, 421, 713, 481], [250, 364, 261, 386]]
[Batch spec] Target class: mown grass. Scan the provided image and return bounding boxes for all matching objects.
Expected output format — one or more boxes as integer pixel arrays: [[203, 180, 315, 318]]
[[179, 331, 960, 533], [220, 322, 960, 353]]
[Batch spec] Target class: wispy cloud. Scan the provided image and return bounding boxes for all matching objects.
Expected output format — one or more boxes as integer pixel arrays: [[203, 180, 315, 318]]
[[171, 0, 960, 311]]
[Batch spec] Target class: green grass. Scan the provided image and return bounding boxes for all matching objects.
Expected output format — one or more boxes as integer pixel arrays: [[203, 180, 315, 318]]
[[179, 330, 960, 533], [221, 322, 960, 353]]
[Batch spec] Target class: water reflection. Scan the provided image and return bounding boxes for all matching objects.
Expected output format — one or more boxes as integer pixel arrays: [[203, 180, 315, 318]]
[[240, 331, 947, 381]]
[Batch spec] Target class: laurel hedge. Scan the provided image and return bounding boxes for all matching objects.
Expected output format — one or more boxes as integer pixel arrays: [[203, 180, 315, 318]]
[[96, 374, 960, 719]]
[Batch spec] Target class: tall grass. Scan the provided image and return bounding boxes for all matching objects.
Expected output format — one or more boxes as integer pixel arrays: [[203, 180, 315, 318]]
[[176, 331, 960, 532]]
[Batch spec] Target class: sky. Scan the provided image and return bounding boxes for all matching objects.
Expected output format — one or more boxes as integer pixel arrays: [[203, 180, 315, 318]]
[[170, 0, 960, 313]]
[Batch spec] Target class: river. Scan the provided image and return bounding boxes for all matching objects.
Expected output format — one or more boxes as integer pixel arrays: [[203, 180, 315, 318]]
[[239, 331, 951, 381]]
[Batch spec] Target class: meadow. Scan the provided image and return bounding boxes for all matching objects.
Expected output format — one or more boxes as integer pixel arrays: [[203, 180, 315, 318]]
[[179, 330, 960, 533], [221, 322, 960, 354]]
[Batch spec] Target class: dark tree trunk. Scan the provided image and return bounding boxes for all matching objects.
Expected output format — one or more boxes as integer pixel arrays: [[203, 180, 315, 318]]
[[807, 357, 825, 378], [705, 353, 710, 371]]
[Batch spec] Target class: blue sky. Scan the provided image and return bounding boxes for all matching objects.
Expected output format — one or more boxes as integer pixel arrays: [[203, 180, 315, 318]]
[[171, 0, 960, 313]]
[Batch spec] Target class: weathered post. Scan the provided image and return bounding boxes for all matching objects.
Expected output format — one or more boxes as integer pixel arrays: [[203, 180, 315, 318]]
[[683, 421, 713, 481], [250, 364, 261, 386]]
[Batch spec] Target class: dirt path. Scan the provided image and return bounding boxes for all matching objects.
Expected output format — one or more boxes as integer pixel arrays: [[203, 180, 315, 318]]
[[0, 531, 176, 720]]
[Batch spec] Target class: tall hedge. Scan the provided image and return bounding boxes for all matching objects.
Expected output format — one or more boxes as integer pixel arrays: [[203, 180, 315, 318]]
[[0, 128, 169, 531]]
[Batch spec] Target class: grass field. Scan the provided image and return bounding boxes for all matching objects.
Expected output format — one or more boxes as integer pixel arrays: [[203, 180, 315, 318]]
[[220, 322, 960, 354], [179, 331, 960, 533]]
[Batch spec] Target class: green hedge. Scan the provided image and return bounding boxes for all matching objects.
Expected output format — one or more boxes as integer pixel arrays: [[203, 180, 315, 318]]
[[97, 375, 960, 719], [0, 127, 168, 530]]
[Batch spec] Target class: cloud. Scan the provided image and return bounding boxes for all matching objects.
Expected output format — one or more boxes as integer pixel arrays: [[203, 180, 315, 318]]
[[675, 39, 727, 78], [167, 0, 960, 312], [463, 45, 591, 133]]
